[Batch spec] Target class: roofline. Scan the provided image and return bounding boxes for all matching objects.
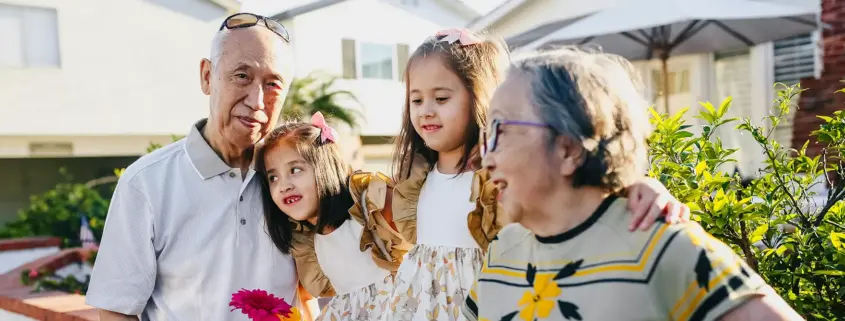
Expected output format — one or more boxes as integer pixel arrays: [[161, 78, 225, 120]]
[[432, 0, 481, 20], [271, 0, 350, 21], [207, 0, 241, 14], [273, 0, 479, 22], [466, 0, 531, 30]]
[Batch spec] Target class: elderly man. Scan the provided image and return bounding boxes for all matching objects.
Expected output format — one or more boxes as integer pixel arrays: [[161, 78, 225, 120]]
[[463, 48, 801, 321], [86, 13, 302, 320]]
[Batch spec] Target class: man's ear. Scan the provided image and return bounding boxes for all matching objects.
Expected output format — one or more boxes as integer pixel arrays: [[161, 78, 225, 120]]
[[200, 58, 212, 95], [557, 136, 583, 177]]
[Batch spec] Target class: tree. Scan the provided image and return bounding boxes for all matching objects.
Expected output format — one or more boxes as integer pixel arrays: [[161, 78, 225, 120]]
[[648, 85, 845, 320], [281, 71, 363, 128]]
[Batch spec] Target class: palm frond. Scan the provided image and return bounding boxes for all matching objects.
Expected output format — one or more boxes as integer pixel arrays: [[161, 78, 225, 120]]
[[280, 71, 364, 129]]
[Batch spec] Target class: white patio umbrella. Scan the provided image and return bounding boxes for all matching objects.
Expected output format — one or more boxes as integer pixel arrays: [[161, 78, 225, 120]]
[[518, 0, 819, 112]]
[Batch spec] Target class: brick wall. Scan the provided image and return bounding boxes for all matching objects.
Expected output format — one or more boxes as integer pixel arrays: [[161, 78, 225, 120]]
[[792, 0, 845, 157]]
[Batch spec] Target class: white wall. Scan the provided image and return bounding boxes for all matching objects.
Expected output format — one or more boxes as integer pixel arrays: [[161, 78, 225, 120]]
[[0, 246, 60, 274], [287, 0, 467, 136], [0, 0, 227, 136]]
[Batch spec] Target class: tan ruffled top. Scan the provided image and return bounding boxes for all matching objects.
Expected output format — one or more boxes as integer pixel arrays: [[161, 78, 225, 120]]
[[289, 171, 412, 298], [391, 155, 508, 250]]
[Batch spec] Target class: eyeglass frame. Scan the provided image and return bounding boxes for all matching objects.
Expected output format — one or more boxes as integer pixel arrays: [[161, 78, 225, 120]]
[[218, 12, 290, 43], [480, 118, 554, 157]]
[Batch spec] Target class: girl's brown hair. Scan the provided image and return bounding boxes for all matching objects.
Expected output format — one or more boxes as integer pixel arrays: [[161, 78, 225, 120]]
[[391, 30, 510, 180], [255, 122, 354, 254]]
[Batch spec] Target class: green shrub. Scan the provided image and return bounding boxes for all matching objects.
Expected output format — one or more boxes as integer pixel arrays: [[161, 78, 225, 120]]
[[0, 140, 175, 247], [648, 85, 845, 320], [0, 168, 111, 248]]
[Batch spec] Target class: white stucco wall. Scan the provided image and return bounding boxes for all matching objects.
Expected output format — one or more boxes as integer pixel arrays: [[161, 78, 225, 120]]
[[0, 0, 227, 136]]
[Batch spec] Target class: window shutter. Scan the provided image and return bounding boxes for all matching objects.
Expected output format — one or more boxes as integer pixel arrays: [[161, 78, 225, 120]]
[[773, 34, 816, 85], [396, 44, 409, 80], [342, 39, 357, 79], [771, 33, 817, 152]]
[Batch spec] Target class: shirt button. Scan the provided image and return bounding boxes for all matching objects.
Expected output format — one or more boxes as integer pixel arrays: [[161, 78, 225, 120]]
[[229, 172, 236, 178], [239, 196, 243, 202], [240, 218, 246, 225]]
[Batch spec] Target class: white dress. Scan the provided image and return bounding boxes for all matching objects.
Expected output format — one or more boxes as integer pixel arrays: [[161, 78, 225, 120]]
[[315, 219, 394, 321], [383, 167, 482, 321]]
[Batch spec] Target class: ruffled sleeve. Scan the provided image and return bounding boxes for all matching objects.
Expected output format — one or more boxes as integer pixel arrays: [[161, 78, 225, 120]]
[[467, 168, 509, 251], [390, 155, 430, 245], [290, 228, 336, 298], [348, 171, 413, 273]]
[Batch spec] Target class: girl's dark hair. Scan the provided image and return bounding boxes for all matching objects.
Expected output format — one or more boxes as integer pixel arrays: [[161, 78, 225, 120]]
[[392, 30, 510, 180], [255, 122, 354, 254]]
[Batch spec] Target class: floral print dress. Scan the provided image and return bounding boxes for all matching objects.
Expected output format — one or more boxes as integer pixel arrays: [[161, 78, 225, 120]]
[[383, 161, 504, 321]]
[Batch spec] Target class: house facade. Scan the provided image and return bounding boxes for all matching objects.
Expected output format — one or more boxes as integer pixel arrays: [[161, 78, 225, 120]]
[[270, 0, 479, 173], [0, 0, 239, 222], [469, 0, 823, 178]]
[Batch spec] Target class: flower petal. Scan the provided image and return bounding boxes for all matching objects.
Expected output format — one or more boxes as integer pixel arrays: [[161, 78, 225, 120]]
[[517, 290, 533, 306], [519, 303, 535, 321], [535, 299, 556, 318]]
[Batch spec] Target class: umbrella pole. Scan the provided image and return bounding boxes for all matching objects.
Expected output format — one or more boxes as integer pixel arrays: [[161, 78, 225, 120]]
[[662, 57, 669, 115]]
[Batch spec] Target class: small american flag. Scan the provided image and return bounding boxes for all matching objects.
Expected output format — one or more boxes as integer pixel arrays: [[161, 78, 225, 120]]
[[80, 215, 98, 249]]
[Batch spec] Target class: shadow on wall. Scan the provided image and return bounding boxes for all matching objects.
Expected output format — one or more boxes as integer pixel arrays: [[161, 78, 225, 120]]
[[145, 0, 231, 22], [0, 157, 139, 225]]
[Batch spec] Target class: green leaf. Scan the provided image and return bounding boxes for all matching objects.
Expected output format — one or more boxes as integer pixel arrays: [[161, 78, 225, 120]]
[[831, 232, 844, 249], [750, 224, 768, 244], [695, 161, 708, 176], [813, 270, 845, 276]]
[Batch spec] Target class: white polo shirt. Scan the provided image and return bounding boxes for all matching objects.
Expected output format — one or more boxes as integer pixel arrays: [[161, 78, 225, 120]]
[[86, 119, 297, 321]]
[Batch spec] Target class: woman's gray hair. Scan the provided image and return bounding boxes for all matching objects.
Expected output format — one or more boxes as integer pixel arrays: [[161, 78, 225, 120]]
[[509, 46, 652, 193]]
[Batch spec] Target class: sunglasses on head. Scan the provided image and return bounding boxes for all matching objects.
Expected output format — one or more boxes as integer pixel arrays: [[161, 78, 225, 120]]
[[219, 12, 290, 43], [480, 119, 553, 157]]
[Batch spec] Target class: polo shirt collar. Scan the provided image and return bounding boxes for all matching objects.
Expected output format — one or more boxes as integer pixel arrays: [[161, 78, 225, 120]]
[[185, 119, 233, 180]]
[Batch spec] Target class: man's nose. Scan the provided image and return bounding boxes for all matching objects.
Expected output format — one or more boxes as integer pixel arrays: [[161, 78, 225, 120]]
[[244, 83, 266, 110]]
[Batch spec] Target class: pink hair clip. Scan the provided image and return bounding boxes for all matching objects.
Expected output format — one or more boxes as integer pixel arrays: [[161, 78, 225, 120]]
[[435, 28, 481, 46], [310, 112, 339, 144]]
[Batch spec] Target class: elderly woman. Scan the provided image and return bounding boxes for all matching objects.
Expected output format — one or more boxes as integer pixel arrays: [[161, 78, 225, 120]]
[[462, 48, 801, 321]]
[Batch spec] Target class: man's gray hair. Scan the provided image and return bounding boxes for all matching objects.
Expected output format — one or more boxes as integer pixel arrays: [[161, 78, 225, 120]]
[[510, 46, 652, 193]]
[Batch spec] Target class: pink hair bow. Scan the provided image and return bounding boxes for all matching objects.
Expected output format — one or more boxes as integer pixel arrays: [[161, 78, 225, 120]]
[[311, 112, 339, 144], [435, 28, 481, 46]]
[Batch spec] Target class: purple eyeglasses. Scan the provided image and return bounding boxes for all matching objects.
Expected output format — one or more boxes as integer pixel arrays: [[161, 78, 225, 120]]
[[481, 119, 553, 156]]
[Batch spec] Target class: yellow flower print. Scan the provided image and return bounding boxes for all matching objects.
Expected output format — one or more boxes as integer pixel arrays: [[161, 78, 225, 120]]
[[517, 274, 561, 321]]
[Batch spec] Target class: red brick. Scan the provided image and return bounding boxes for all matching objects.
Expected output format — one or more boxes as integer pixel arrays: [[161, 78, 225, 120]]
[[0, 237, 62, 251], [793, 0, 845, 157]]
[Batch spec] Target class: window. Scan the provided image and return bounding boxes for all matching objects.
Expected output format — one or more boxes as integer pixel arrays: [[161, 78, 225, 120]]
[[359, 42, 395, 80], [0, 4, 60, 68], [773, 33, 819, 85], [651, 69, 689, 97]]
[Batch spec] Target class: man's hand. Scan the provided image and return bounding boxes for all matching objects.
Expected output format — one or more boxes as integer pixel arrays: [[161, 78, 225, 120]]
[[98, 309, 139, 321]]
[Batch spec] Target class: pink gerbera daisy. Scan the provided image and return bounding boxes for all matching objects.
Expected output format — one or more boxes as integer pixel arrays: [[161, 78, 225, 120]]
[[229, 289, 293, 321]]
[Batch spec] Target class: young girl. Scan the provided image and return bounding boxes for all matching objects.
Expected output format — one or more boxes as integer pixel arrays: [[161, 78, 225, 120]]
[[256, 113, 410, 321], [383, 28, 689, 321]]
